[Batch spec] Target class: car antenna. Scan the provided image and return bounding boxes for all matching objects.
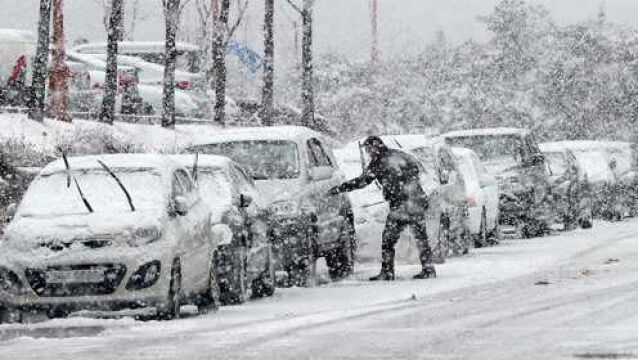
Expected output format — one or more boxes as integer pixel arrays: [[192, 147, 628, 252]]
[[60, 150, 94, 213], [97, 159, 135, 212], [192, 152, 199, 182]]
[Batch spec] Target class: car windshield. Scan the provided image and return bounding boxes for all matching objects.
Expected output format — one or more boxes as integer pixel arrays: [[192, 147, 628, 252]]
[[572, 151, 615, 183], [410, 146, 437, 175], [446, 135, 524, 170], [544, 151, 568, 176], [185, 167, 233, 202], [17, 168, 164, 218], [189, 140, 300, 180]]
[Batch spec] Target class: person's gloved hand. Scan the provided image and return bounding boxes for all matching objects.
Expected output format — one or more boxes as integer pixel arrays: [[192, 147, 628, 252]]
[[327, 186, 340, 196]]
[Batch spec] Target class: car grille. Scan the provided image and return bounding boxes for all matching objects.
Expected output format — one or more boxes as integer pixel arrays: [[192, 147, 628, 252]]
[[39, 237, 114, 252], [25, 264, 127, 297]]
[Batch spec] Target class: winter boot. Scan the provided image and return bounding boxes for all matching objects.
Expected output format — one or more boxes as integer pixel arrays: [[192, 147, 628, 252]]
[[370, 247, 395, 281], [412, 265, 436, 279]]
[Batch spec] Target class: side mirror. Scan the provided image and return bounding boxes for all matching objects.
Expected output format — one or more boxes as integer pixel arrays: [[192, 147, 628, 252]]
[[211, 224, 233, 246], [172, 196, 189, 216], [239, 193, 253, 208], [308, 166, 334, 181]]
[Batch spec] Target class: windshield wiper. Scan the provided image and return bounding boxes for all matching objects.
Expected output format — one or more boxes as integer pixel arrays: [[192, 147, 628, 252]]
[[61, 151, 94, 214], [97, 159, 135, 212], [192, 152, 199, 182]]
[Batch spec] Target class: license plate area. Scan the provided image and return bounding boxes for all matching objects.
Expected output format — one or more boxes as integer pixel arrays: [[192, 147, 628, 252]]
[[46, 269, 105, 284]]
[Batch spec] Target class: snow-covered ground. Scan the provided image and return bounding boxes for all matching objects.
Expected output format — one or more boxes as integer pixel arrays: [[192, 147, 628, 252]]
[[2, 219, 638, 359]]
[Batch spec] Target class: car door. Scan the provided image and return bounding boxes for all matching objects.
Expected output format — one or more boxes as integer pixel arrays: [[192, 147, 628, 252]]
[[172, 169, 210, 293], [306, 138, 343, 246]]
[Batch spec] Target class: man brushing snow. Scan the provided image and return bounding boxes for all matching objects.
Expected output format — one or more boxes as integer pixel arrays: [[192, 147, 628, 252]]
[[328, 136, 436, 281]]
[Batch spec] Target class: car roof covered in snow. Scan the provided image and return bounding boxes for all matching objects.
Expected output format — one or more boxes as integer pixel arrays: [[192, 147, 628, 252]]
[[40, 154, 180, 177], [442, 128, 528, 138], [450, 146, 478, 158], [381, 134, 446, 150], [539, 140, 631, 153], [189, 126, 328, 146], [0, 29, 35, 42], [73, 41, 198, 54], [168, 154, 232, 170]]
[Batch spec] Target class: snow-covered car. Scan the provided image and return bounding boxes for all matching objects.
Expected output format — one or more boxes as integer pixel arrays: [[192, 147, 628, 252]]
[[0, 154, 221, 321], [66, 52, 143, 115], [542, 141, 625, 221], [443, 128, 553, 238], [539, 142, 594, 229], [170, 154, 275, 304], [186, 126, 356, 286], [451, 147, 500, 248]]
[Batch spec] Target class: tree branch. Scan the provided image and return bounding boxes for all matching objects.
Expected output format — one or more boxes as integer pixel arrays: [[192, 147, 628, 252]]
[[225, 0, 249, 43], [285, 0, 302, 15]]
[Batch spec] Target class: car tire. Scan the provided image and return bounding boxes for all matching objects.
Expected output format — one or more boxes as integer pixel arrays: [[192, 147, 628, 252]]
[[219, 246, 248, 306], [158, 260, 182, 320], [432, 217, 449, 264], [326, 218, 356, 281], [486, 213, 501, 246], [198, 254, 221, 314], [474, 211, 488, 248], [0, 307, 22, 324]]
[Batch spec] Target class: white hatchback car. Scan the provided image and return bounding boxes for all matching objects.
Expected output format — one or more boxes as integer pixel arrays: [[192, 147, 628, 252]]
[[451, 147, 500, 247], [0, 154, 220, 321]]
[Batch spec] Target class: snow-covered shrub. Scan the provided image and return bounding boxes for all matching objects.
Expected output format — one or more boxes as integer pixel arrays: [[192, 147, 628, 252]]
[[57, 122, 138, 156]]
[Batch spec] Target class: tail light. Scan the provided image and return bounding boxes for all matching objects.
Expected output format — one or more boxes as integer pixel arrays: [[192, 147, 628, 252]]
[[118, 73, 138, 89], [177, 81, 192, 91], [467, 197, 478, 208]]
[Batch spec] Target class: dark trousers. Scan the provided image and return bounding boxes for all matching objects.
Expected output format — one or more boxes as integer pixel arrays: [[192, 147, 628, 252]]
[[380, 204, 432, 275]]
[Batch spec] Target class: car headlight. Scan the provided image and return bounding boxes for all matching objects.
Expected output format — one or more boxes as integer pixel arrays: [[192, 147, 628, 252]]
[[269, 201, 299, 217], [125, 227, 161, 247]]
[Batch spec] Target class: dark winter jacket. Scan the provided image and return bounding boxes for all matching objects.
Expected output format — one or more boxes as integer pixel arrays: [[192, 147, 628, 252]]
[[332, 147, 428, 210]]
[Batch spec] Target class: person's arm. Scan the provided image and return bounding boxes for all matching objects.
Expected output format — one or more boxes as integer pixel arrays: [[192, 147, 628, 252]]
[[329, 167, 376, 195]]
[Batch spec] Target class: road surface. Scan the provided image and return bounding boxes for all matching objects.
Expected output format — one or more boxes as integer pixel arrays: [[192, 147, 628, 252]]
[[2, 220, 638, 359]]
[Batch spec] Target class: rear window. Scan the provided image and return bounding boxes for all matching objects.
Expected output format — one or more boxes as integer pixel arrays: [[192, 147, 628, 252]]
[[446, 135, 524, 168], [189, 140, 299, 180]]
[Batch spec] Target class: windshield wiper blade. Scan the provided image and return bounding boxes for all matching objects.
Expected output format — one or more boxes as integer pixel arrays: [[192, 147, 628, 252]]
[[97, 159, 136, 212], [60, 151, 94, 213]]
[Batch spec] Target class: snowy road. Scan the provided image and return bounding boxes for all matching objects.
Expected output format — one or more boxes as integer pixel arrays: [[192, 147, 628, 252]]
[[2, 220, 638, 359]]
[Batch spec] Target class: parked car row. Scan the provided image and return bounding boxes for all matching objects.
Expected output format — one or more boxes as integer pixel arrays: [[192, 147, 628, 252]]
[[0, 124, 634, 322]]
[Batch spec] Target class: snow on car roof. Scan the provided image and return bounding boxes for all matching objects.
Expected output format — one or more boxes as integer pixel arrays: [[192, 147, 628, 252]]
[[443, 127, 528, 138], [168, 154, 231, 169], [539, 140, 631, 153], [73, 41, 199, 54], [40, 154, 179, 177], [0, 29, 35, 42], [381, 134, 446, 150], [189, 125, 325, 146]]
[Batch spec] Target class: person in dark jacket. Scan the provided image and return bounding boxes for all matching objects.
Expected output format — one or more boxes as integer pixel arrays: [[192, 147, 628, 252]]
[[328, 136, 436, 281]]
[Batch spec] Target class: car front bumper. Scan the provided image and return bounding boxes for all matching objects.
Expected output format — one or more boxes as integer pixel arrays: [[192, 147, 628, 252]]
[[0, 240, 175, 313]]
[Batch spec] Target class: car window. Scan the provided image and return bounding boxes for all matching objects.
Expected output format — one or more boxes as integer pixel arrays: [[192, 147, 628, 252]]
[[307, 138, 333, 167]]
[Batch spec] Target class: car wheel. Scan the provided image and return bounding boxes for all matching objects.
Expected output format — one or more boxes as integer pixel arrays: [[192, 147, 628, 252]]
[[219, 246, 248, 305], [198, 253, 221, 314], [158, 260, 181, 320], [432, 217, 449, 264], [474, 211, 488, 248], [0, 307, 22, 324], [326, 218, 356, 281], [284, 229, 317, 288]]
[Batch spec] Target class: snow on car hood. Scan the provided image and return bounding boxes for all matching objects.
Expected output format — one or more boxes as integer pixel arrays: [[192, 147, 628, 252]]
[[3, 211, 163, 250]]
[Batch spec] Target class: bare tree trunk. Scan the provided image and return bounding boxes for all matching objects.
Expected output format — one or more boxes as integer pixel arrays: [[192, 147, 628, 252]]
[[99, 0, 123, 125], [260, 0, 274, 126], [162, 0, 181, 128], [212, 0, 229, 125], [300, 0, 314, 127], [29, 0, 52, 122], [50, 0, 70, 122]]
